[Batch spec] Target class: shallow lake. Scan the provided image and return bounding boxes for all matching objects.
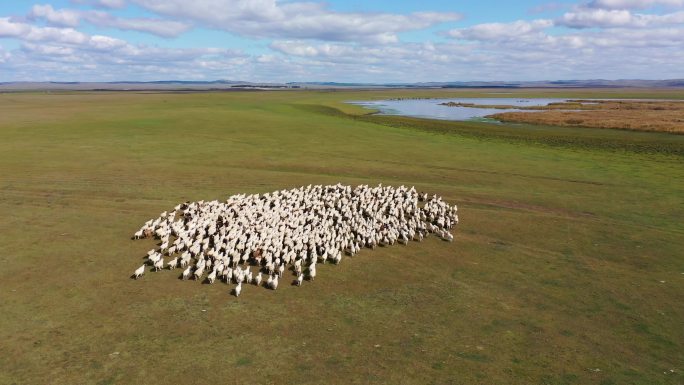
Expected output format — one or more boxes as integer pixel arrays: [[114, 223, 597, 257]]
[[348, 98, 568, 121]]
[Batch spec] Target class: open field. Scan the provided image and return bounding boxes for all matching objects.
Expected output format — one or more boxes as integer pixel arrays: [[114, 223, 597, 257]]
[[1, 88, 683, 385]]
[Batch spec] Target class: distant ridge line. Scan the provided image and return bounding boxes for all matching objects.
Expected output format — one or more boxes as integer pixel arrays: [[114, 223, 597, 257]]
[[1, 79, 683, 91]]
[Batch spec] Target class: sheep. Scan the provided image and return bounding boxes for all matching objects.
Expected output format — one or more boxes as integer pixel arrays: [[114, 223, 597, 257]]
[[193, 266, 205, 281], [148, 252, 161, 266], [131, 184, 458, 298], [309, 264, 316, 281], [133, 265, 145, 279], [153, 258, 164, 272], [207, 269, 217, 284], [234, 282, 242, 297], [182, 266, 192, 280]]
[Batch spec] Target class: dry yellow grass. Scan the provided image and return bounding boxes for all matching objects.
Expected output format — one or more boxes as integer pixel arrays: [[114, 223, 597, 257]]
[[494, 100, 684, 133], [442, 100, 684, 133]]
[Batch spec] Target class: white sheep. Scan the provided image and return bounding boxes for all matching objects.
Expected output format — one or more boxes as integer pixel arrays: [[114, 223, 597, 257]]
[[133, 265, 145, 279], [182, 266, 192, 280], [193, 266, 204, 281], [309, 264, 316, 281], [131, 184, 458, 298], [207, 269, 217, 284]]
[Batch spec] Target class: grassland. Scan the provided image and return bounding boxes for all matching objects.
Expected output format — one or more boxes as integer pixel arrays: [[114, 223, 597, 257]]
[[0, 88, 682, 385]]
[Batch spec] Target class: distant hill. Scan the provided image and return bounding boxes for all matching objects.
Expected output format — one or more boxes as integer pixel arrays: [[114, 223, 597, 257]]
[[292, 79, 684, 88], [0, 80, 297, 91], [1, 79, 683, 91]]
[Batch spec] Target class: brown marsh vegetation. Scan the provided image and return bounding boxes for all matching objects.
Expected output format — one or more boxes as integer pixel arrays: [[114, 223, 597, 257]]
[[441, 100, 684, 133]]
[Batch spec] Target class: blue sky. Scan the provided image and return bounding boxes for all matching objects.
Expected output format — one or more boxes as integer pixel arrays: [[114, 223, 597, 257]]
[[0, 0, 682, 82]]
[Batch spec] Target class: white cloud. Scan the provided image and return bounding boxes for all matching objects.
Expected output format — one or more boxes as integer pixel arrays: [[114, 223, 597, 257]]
[[21, 42, 75, 56], [560, 8, 639, 27], [71, 0, 127, 9], [2, 29, 249, 82], [0, 17, 132, 50], [447, 20, 553, 41], [587, 0, 684, 9], [130, 0, 462, 43], [559, 8, 684, 28], [28, 4, 191, 38], [29, 4, 80, 27], [97, 0, 127, 8], [88, 34, 127, 50], [1, 18, 89, 45], [0, 18, 31, 38], [2, 0, 684, 82], [81, 11, 191, 37]]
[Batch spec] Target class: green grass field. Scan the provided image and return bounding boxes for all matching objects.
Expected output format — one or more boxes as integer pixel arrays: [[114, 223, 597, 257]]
[[1, 89, 682, 385]]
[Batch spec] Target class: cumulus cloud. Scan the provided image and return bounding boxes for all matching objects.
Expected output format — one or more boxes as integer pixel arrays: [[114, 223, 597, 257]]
[[28, 4, 191, 37], [587, 0, 684, 9], [81, 11, 191, 37], [559, 7, 684, 28], [265, 35, 682, 82], [447, 20, 553, 41], [71, 0, 127, 9], [97, 0, 127, 8], [0, 17, 89, 45], [29, 4, 80, 27], [129, 0, 462, 43], [2, 23, 248, 82], [2, 0, 684, 82]]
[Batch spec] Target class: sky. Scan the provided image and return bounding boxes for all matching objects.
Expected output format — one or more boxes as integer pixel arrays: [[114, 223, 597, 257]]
[[0, 0, 683, 82]]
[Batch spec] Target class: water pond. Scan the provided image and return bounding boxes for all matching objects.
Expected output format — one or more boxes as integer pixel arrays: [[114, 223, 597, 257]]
[[348, 98, 568, 122]]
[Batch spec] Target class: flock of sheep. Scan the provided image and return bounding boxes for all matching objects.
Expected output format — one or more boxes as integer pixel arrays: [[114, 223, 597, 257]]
[[131, 184, 458, 296]]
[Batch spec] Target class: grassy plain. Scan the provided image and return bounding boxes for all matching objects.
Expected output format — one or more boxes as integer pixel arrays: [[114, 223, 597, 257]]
[[0, 88, 683, 385]]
